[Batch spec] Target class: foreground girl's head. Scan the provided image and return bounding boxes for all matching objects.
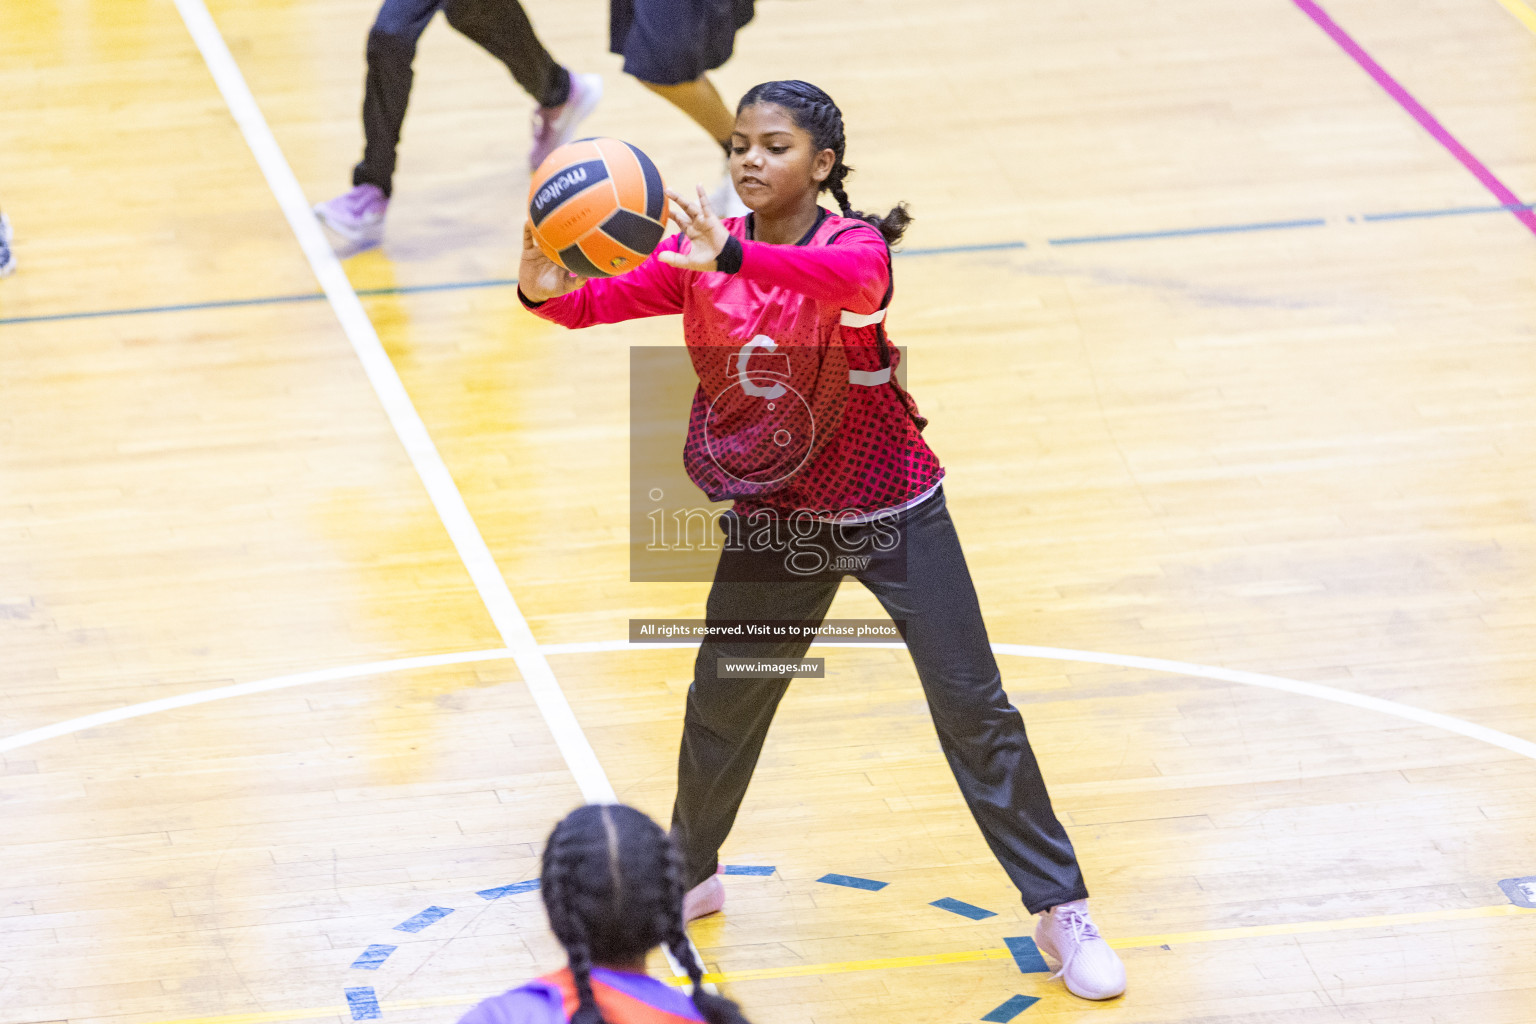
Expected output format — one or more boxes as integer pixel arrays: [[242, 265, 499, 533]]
[[540, 804, 749, 1024], [734, 80, 911, 245]]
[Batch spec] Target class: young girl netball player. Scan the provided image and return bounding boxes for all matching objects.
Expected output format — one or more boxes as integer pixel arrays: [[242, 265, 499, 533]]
[[517, 80, 1127, 1001], [456, 804, 753, 1024]]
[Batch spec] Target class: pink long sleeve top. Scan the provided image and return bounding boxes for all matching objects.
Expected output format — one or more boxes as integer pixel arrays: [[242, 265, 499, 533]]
[[524, 209, 943, 520]]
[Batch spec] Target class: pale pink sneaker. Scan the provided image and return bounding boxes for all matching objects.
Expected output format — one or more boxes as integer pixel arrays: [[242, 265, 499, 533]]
[[313, 184, 388, 247], [530, 72, 603, 170], [682, 868, 725, 922], [1035, 899, 1126, 1000]]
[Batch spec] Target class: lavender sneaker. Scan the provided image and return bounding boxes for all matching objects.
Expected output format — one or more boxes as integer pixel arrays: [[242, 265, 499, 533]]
[[313, 184, 388, 247], [0, 213, 15, 277], [1035, 899, 1126, 1000], [530, 72, 603, 170]]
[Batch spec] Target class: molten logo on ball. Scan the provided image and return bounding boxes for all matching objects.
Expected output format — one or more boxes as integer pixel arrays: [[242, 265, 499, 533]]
[[527, 138, 668, 278]]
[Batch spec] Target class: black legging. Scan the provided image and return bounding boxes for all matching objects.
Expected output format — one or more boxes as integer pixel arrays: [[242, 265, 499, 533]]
[[669, 487, 1090, 913], [353, 0, 570, 196]]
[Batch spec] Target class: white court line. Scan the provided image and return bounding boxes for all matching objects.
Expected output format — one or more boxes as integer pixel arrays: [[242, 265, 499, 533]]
[[0, 650, 517, 755], [558, 640, 1536, 762], [6, 640, 1534, 761], [167, 0, 614, 804]]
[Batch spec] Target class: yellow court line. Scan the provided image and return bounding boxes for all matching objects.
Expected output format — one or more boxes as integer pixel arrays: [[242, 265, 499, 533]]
[[1491, 0, 1536, 34], [138, 903, 1534, 1024]]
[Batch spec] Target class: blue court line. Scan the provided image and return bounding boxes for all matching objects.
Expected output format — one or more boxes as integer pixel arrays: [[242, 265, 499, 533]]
[[0, 290, 329, 325], [359, 277, 517, 295], [3, 200, 1528, 329], [1003, 936, 1051, 973], [0, 278, 513, 327], [1361, 201, 1536, 222], [344, 987, 382, 1021], [817, 873, 888, 891], [393, 905, 455, 933], [477, 879, 540, 900], [723, 864, 776, 876], [930, 897, 997, 920], [981, 994, 1040, 1022], [350, 944, 397, 970], [1048, 216, 1328, 245], [895, 240, 1028, 257]]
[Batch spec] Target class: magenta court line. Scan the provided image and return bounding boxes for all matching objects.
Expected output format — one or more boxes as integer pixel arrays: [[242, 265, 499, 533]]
[[1293, 0, 1536, 238]]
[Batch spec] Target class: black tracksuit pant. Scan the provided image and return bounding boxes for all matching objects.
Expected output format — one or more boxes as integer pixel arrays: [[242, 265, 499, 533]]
[[669, 488, 1090, 914], [353, 0, 570, 196]]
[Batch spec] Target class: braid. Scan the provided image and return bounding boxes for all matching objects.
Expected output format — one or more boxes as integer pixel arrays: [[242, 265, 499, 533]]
[[567, 939, 604, 1024], [737, 81, 912, 247], [542, 823, 608, 1024], [656, 830, 754, 1024], [658, 837, 703, 992], [539, 805, 757, 1024]]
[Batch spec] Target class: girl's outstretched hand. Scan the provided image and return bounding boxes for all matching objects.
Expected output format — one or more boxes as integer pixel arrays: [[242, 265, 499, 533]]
[[658, 185, 731, 272], [519, 222, 585, 302]]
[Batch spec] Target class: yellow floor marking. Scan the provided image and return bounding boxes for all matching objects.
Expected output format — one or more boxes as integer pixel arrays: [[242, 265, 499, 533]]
[[1490, 0, 1536, 34], [138, 903, 1534, 1024]]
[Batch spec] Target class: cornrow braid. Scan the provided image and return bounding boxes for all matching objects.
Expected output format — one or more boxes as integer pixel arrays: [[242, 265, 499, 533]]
[[538, 805, 757, 1024], [736, 80, 912, 247], [541, 823, 607, 1024], [658, 834, 753, 1024]]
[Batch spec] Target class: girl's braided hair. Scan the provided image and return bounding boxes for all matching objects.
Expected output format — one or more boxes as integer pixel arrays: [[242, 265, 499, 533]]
[[736, 80, 912, 246], [540, 804, 752, 1024]]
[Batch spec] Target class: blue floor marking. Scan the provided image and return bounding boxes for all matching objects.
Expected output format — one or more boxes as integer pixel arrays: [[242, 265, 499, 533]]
[[817, 873, 888, 891], [723, 865, 776, 876], [394, 905, 455, 932], [6, 200, 1530, 329], [930, 897, 997, 920], [0, 278, 513, 327], [0, 291, 328, 326], [350, 944, 397, 969], [345, 986, 382, 1021], [981, 994, 1039, 1022], [1003, 936, 1051, 973], [1361, 201, 1536, 222], [1048, 217, 1327, 245], [896, 240, 1027, 257], [358, 277, 517, 296], [477, 879, 540, 900]]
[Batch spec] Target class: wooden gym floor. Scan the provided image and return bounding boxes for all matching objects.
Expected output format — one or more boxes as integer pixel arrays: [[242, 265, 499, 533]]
[[2, 0, 1535, 1022]]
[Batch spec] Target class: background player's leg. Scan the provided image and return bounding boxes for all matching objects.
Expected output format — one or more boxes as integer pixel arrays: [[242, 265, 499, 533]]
[[612, 0, 748, 213], [315, 0, 439, 246], [672, 550, 840, 890], [440, 0, 600, 168], [355, 0, 442, 196], [639, 77, 734, 150], [857, 490, 1089, 913], [441, 0, 568, 107]]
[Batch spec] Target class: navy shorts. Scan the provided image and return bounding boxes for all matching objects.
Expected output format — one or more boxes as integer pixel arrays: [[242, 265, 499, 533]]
[[610, 0, 755, 85]]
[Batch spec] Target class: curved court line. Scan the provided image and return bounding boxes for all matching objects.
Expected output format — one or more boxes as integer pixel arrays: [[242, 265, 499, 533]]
[[548, 639, 1536, 761], [0, 649, 518, 755], [5, 640, 1534, 762], [126, 901, 1536, 1024]]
